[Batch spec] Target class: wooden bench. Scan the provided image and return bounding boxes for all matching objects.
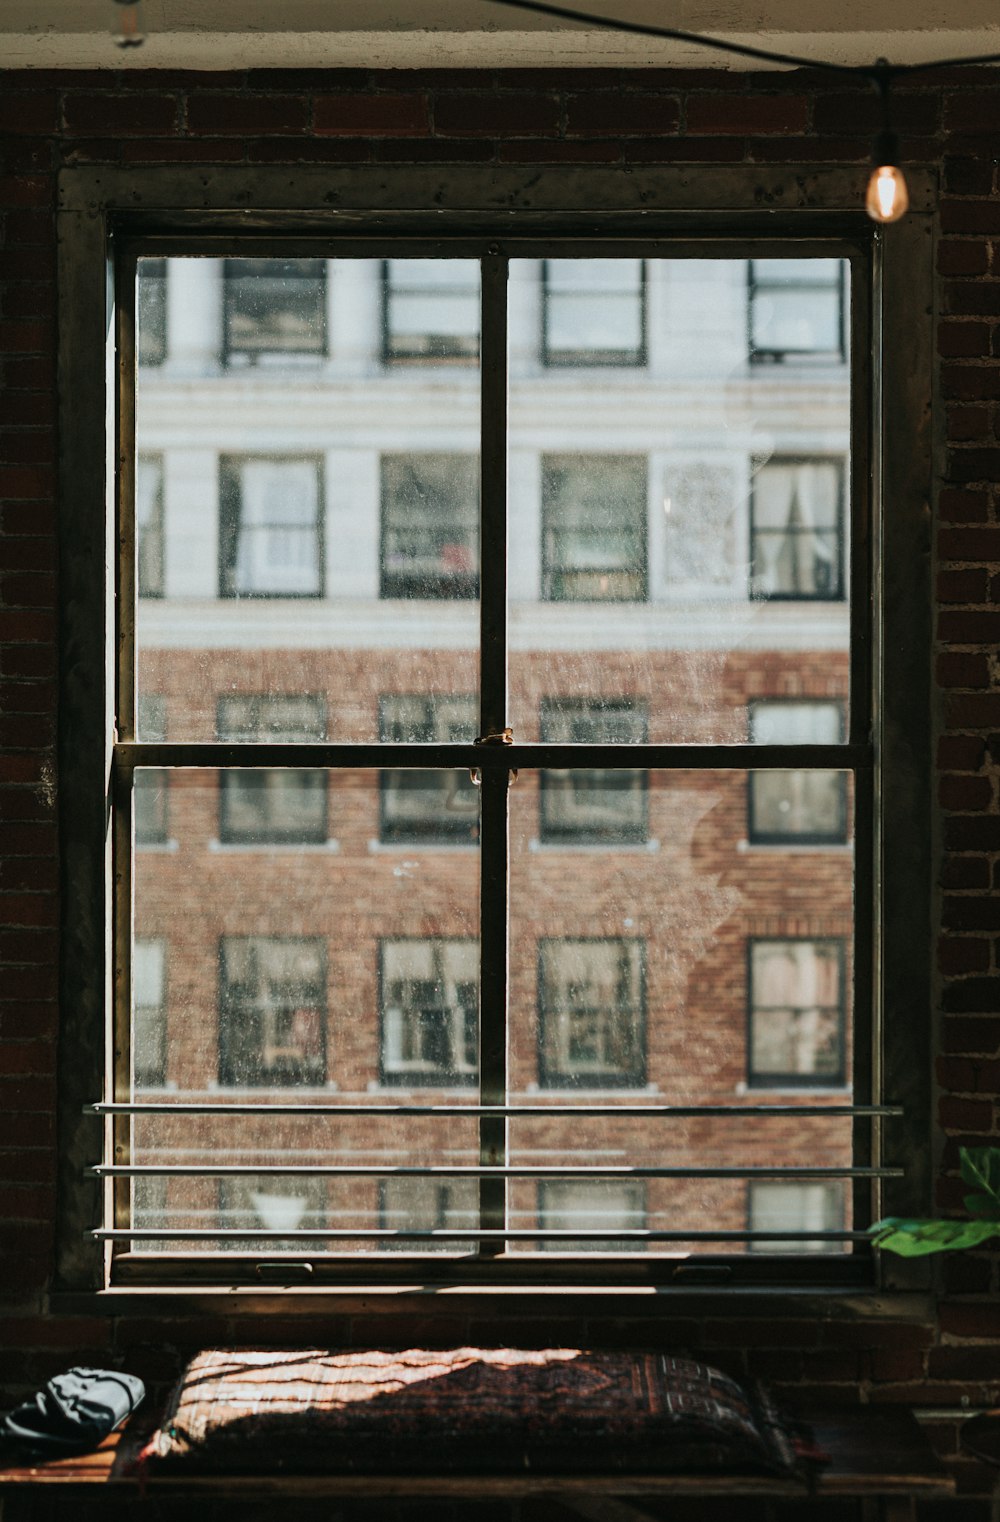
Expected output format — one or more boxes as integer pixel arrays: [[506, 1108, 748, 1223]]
[[0, 1407, 955, 1520]]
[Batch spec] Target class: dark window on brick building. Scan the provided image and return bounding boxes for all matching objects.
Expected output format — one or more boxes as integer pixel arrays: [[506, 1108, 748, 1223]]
[[748, 938, 845, 1087], [538, 938, 645, 1088], [543, 258, 646, 367], [380, 939, 478, 1087], [540, 698, 648, 842], [218, 937, 327, 1088], [380, 454, 479, 600], [217, 694, 328, 845], [538, 1179, 646, 1251], [219, 456, 324, 598], [379, 695, 479, 844], [542, 454, 647, 601], [223, 258, 327, 364], [748, 700, 847, 844]]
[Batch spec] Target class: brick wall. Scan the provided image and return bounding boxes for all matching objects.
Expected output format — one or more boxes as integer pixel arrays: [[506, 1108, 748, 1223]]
[[2, 64, 1000, 1516]]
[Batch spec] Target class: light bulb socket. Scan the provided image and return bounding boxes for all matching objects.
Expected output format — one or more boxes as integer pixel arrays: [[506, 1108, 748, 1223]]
[[871, 128, 900, 169]]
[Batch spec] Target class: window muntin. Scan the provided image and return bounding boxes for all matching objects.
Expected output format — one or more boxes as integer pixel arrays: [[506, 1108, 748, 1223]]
[[539, 699, 647, 843], [136, 455, 164, 599], [543, 259, 645, 367], [748, 700, 847, 844], [219, 456, 324, 599], [748, 938, 846, 1088], [223, 258, 326, 364], [218, 936, 327, 1088], [538, 1180, 646, 1251], [217, 695, 328, 845], [751, 458, 844, 601], [380, 939, 479, 1087], [541, 454, 647, 602], [537, 938, 645, 1089], [383, 258, 480, 363], [133, 939, 167, 1089], [749, 259, 845, 363], [748, 1180, 845, 1253], [379, 695, 479, 845], [380, 454, 479, 600]]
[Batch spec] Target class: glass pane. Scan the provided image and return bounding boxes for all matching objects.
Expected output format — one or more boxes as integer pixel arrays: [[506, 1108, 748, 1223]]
[[135, 256, 480, 742], [507, 768, 855, 1252], [509, 256, 852, 743], [131, 770, 480, 1253]]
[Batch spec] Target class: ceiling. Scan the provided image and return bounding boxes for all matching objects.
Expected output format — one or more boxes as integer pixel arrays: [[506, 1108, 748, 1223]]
[[8, 0, 1000, 71]]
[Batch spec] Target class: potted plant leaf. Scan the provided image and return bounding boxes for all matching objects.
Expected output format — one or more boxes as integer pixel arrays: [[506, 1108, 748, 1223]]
[[869, 1145, 1000, 1256]]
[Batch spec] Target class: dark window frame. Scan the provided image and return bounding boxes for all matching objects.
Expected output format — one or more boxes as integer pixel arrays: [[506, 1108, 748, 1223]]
[[378, 936, 479, 1089]]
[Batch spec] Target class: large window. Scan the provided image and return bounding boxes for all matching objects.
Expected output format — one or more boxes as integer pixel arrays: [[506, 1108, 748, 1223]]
[[62, 168, 931, 1292]]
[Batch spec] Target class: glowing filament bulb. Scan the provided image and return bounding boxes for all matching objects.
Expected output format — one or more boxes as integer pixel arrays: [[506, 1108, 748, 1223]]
[[112, 0, 146, 48], [866, 164, 909, 224]]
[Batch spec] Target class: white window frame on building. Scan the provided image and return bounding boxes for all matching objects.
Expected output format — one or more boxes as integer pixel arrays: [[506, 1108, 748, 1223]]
[[56, 162, 934, 1295]]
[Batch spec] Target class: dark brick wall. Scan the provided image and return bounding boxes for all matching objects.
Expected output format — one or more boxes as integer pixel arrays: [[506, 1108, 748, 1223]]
[[2, 64, 1000, 1516]]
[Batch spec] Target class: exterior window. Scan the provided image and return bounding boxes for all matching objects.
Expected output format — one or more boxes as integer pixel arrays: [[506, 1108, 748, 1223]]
[[218, 937, 326, 1088], [542, 455, 647, 601], [219, 456, 323, 598], [379, 1178, 478, 1250], [133, 939, 166, 1089], [383, 259, 479, 363], [748, 939, 845, 1088], [748, 701, 847, 844], [137, 257, 166, 368], [751, 458, 843, 601], [538, 938, 645, 1088], [748, 1181, 844, 1253], [379, 695, 479, 844], [217, 694, 327, 845], [134, 694, 168, 846], [219, 1176, 327, 1250], [543, 259, 645, 366], [749, 259, 845, 363], [381, 454, 479, 600], [539, 699, 647, 842], [538, 1180, 646, 1251], [223, 258, 326, 363], [136, 455, 164, 599], [380, 939, 478, 1087]]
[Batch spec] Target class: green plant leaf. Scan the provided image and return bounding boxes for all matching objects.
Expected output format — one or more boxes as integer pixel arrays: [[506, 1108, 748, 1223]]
[[964, 1191, 1000, 1219], [868, 1217, 1000, 1256], [959, 1147, 1000, 1208]]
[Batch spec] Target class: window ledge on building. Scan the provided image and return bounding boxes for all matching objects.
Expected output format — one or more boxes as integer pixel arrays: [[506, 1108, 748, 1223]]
[[737, 839, 852, 855], [367, 839, 478, 854], [528, 838, 660, 854], [734, 1081, 852, 1098], [207, 838, 340, 853]]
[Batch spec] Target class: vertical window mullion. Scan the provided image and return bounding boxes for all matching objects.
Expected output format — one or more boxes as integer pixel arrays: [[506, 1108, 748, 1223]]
[[478, 250, 509, 1254]]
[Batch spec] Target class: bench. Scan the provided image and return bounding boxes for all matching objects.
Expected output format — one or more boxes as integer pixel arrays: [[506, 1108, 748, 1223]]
[[0, 1407, 955, 1521]]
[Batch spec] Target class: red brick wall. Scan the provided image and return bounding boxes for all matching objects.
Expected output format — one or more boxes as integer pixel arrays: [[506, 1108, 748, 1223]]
[[2, 64, 1000, 1514]]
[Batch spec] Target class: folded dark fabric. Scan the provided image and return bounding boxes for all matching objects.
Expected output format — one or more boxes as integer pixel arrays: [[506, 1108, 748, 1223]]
[[1, 1367, 145, 1457], [144, 1348, 823, 1478]]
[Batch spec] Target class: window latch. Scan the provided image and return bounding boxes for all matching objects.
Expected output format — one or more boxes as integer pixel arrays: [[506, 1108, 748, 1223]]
[[472, 728, 517, 785]]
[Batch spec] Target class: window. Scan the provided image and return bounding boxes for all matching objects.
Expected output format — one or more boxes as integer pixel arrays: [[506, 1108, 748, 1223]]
[[219, 1176, 327, 1251], [218, 937, 326, 1087], [748, 700, 847, 844], [223, 258, 326, 363], [543, 259, 645, 366], [217, 694, 328, 845], [137, 256, 166, 368], [380, 454, 479, 599], [748, 1181, 844, 1253], [379, 1178, 478, 1250], [539, 699, 647, 843], [748, 939, 845, 1088], [748, 259, 845, 363], [538, 1180, 645, 1251], [136, 455, 164, 599], [219, 456, 323, 598], [383, 259, 479, 363], [380, 939, 478, 1087], [65, 165, 930, 1291], [133, 940, 167, 1089], [751, 458, 844, 600], [134, 694, 168, 847], [538, 939, 645, 1089], [542, 455, 647, 601], [379, 695, 479, 844]]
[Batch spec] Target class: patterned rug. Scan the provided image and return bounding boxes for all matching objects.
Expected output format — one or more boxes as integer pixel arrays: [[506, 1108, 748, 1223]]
[[142, 1348, 820, 1477]]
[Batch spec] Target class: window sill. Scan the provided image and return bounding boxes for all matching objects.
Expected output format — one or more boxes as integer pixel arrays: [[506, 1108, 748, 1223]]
[[528, 838, 659, 854], [737, 839, 852, 855], [135, 838, 179, 853], [208, 838, 340, 853], [367, 839, 478, 854]]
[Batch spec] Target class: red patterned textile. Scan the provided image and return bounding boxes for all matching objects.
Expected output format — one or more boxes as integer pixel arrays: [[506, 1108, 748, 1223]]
[[144, 1348, 817, 1477]]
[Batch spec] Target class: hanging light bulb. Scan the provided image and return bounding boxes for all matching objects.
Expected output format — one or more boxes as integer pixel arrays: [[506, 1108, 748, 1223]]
[[866, 133, 909, 223], [112, 0, 146, 48]]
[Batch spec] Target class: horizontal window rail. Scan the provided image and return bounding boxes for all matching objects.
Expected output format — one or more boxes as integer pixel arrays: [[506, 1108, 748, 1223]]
[[92, 1164, 900, 1178], [115, 741, 871, 772], [93, 1228, 872, 1243], [88, 1102, 901, 1118]]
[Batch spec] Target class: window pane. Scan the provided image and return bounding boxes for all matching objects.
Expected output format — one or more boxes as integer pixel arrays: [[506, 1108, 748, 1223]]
[[537, 1180, 645, 1252], [384, 259, 479, 362], [134, 694, 168, 846], [219, 457, 323, 598], [380, 1177, 478, 1252], [224, 258, 326, 363], [748, 1180, 844, 1252], [137, 455, 164, 598], [219, 936, 328, 1087], [380, 695, 479, 844], [381, 938, 479, 1087], [751, 460, 843, 600], [537, 939, 645, 1088], [540, 699, 647, 843], [542, 455, 646, 601], [381, 454, 479, 599], [749, 939, 846, 1085], [749, 259, 844, 360], [133, 939, 166, 1088]]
